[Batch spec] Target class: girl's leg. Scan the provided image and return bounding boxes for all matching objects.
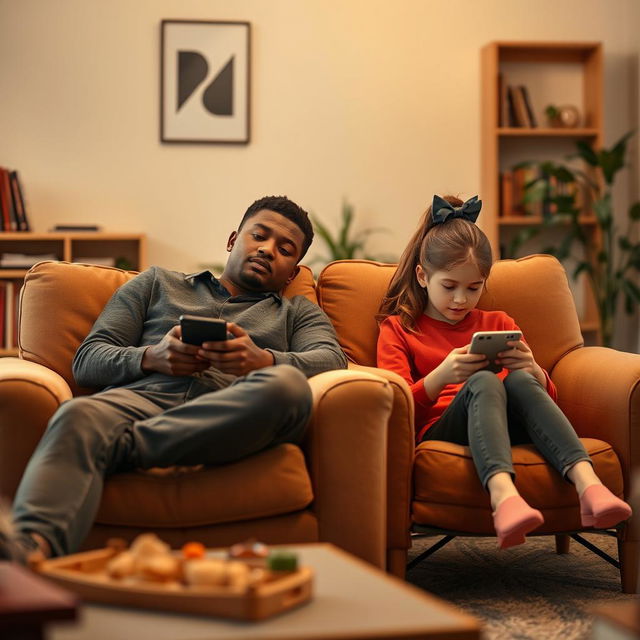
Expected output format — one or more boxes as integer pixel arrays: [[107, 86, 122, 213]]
[[423, 370, 543, 547], [423, 370, 513, 499], [504, 370, 631, 528]]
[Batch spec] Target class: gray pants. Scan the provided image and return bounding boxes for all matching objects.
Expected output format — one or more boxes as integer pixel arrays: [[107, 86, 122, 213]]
[[13, 365, 312, 556], [421, 370, 590, 488]]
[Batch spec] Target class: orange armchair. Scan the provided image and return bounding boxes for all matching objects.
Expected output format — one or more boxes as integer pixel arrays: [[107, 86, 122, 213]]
[[316, 255, 640, 592], [0, 261, 394, 568]]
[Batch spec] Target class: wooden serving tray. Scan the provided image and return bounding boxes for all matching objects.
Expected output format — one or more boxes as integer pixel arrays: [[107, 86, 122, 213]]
[[35, 547, 313, 621]]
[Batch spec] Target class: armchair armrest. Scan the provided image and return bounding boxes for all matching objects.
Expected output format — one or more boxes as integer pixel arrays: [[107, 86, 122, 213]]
[[552, 346, 640, 489], [305, 369, 393, 569], [0, 358, 72, 499], [348, 364, 414, 562]]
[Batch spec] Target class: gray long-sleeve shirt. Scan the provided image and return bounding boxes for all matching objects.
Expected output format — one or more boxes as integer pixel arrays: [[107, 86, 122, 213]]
[[72, 266, 347, 390]]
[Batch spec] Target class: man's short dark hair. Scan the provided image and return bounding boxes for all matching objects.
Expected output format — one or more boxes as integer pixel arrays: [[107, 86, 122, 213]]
[[239, 195, 314, 261]]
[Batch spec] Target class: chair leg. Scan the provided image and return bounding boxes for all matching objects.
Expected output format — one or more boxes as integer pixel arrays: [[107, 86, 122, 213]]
[[555, 534, 570, 554], [618, 534, 640, 594], [387, 548, 407, 578]]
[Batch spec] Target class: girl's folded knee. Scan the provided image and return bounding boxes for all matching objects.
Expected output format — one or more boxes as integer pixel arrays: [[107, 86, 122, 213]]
[[468, 370, 506, 398]]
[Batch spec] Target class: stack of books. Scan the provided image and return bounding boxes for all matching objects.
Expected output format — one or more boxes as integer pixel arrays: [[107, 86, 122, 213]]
[[0, 167, 31, 232], [498, 75, 537, 128], [499, 167, 541, 217]]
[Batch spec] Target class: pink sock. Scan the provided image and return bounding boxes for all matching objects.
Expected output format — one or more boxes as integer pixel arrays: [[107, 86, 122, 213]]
[[580, 485, 632, 529], [493, 495, 544, 549]]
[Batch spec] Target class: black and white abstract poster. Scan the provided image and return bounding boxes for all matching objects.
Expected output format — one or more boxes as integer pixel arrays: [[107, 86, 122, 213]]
[[161, 20, 250, 144]]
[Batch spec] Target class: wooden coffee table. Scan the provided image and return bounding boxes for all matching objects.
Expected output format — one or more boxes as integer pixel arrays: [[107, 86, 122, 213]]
[[48, 543, 480, 640]]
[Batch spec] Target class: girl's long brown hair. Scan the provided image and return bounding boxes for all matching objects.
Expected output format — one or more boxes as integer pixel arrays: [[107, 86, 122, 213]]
[[378, 195, 493, 332]]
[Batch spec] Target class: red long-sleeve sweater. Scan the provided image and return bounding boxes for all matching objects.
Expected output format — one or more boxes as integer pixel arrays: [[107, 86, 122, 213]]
[[377, 308, 557, 442]]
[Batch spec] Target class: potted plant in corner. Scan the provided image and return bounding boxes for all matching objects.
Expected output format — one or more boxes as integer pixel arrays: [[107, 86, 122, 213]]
[[522, 131, 640, 347], [309, 200, 394, 270]]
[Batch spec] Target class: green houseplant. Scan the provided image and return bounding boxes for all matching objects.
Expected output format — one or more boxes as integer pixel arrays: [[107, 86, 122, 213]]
[[310, 200, 392, 268], [519, 131, 640, 347]]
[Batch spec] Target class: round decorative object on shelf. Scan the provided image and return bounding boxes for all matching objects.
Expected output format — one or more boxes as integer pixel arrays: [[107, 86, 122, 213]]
[[546, 104, 581, 128]]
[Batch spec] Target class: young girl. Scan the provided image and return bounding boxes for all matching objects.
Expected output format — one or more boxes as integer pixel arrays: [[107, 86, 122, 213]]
[[377, 194, 631, 549]]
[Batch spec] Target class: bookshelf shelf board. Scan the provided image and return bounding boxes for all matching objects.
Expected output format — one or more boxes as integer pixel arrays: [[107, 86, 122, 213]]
[[0, 232, 142, 240], [497, 128, 599, 138], [496, 41, 601, 63], [498, 215, 598, 226]]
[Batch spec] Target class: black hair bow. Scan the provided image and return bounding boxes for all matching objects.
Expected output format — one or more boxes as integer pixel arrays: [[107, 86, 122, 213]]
[[431, 195, 482, 226]]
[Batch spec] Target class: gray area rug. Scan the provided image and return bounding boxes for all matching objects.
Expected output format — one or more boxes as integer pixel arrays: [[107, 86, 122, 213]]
[[406, 532, 639, 639]]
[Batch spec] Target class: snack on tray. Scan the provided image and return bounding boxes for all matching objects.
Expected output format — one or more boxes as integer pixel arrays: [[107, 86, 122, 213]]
[[267, 550, 298, 572], [181, 541, 206, 559], [104, 534, 295, 593], [228, 539, 269, 561]]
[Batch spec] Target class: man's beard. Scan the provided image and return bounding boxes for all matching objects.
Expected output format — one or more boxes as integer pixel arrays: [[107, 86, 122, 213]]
[[238, 270, 264, 291]]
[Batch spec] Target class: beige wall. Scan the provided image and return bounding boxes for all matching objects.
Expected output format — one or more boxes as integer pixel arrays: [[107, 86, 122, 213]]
[[0, 0, 638, 346]]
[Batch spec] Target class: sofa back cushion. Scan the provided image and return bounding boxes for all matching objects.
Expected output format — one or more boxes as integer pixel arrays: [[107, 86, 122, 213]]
[[316, 255, 583, 372], [19, 261, 317, 396]]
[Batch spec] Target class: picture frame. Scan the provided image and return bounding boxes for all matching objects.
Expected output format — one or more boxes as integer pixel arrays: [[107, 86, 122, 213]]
[[160, 20, 251, 144]]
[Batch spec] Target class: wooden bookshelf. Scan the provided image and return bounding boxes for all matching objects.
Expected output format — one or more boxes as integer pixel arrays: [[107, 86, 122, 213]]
[[480, 41, 603, 340], [0, 232, 146, 357]]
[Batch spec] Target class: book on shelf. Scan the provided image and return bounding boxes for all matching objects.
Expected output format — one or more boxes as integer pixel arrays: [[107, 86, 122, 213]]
[[499, 167, 542, 216], [508, 86, 531, 127], [51, 224, 102, 232], [0, 252, 58, 268], [501, 85, 536, 128], [519, 85, 537, 127], [9, 171, 31, 231], [499, 171, 514, 216], [0, 166, 31, 232], [504, 86, 517, 127], [0, 168, 13, 231]]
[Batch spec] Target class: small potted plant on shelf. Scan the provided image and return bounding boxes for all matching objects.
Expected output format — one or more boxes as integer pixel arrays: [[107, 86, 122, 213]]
[[516, 131, 640, 347]]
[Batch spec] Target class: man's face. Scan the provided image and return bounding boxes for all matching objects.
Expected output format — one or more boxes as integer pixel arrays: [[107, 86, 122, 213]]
[[223, 209, 305, 293]]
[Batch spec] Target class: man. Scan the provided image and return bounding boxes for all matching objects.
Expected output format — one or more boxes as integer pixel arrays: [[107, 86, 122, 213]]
[[1, 195, 347, 562]]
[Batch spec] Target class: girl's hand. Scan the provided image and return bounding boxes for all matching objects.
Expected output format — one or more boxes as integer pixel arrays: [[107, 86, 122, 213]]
[[498, 340, 545, 385], [424, 345, 488, 399]]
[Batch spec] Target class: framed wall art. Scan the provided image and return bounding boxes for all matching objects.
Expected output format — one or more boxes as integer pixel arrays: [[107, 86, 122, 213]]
[[160, 20, 251, 144]]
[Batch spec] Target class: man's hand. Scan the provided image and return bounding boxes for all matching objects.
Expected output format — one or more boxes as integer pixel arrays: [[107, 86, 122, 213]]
[[141, 325, 210, 376], [197, 322, 274, 376], [498, 340, 546, 385], [423, 345, 487, 400]]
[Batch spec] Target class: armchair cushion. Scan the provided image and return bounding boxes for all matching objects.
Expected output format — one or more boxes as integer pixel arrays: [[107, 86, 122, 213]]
[[413, 438, 624, 533], [97, 443, 313, 528]]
